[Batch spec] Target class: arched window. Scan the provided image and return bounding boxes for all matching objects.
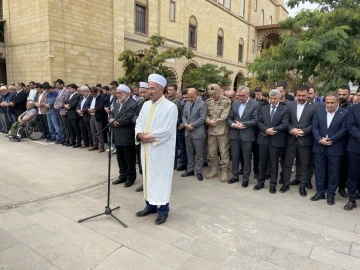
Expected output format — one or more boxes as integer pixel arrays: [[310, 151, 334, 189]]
[[239, 0, 245, 18], [189, 16, 197, 49], [253, 0, 257, 11], [269, 16, 273, 24], [217, 29, 224, 57], [238, 38, 244, 62], [260, 9, 264, 25], [135, 0, 148, 34]]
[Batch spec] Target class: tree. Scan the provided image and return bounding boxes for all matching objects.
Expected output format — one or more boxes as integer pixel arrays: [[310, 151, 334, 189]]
[[249, 0, 360, 93], [118, 35, 194, 85], [183, 64, 233, 89]]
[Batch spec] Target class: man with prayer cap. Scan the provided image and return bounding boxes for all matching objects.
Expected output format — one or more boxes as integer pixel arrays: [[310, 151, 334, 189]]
[[134, 81, 150, 192], [135, 74, 178, 225], [110, 84, 138, 187]]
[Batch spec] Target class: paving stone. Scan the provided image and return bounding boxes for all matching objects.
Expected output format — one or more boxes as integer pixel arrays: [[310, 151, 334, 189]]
[[85, 238, 122, 262], [310, 246, 360, 269], [27, 209, 73, 231], [93, 246, 148, 270], [131, 237, 192, 268], [270, 213, 324, 234], [53, 223, 106, 250], [178, 255, 229, 270], [0, 234, 20, 253], [224, 251, 284, 270], [0, 210, 35, 233], [135, 258, 173, 270], [269, 248, 342, 270], [0, 244, 53, 270], [173, 236, 235, 264], [11, 224, 65, 253], [322, 227, 360, 245], [14, 203, 48, 216]]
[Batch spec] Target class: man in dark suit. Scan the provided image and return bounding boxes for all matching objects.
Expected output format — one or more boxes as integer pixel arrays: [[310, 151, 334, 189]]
[[76, 85, 93, 148], [10, 83, 27, 118], [88, 87, 106, 152], [227, 86, 260, 187], [181, 88, 207, 181], [311, 92, 348, 205], [64, 84, 81, 147], [280, 85, 318, 196], [110, 84, 137, 188], [344, 103, 360, 211], [254, 89, 289, 193], [276, 81, 294, 102]]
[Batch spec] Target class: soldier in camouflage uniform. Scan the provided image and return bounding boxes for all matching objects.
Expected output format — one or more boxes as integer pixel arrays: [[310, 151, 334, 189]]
[[205, 84, 231, 182]]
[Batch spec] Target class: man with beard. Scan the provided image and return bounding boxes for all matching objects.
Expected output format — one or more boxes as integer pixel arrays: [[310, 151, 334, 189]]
[[110, 84, 137, 187], [76, 85, 93, 148], [133, 82, 150, 192], [279, 85, 318, 197], [337, 84, 353, 198]]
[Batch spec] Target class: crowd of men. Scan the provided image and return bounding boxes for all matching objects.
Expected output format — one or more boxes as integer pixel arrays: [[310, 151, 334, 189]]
[[1, 79, 360, 217]]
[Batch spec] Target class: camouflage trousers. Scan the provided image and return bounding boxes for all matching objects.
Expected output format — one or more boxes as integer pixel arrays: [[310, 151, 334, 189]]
[[208, 134, 230, 171]]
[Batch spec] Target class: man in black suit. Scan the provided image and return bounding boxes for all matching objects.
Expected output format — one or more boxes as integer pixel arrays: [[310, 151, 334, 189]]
[[337, 84, 353, 198], [88, 87, 106, 152], [344, 103, 360, 211], [76, 85, 93, 148], [64, 84, 81, 147], [276, 81, 294, 102], [10, 83, 27, 117], [280, 85, 318, 196], [110, 84, 137, 188], [311, 92, 348, 205], [254, 89, 289, 193], [227, 86, 260, 187]]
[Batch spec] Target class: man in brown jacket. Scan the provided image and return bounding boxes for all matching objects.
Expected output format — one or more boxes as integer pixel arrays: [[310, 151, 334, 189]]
[[35, 83, 49, 140]]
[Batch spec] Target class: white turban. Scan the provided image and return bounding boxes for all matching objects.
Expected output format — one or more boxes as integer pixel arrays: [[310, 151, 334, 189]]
[[139, 82, 148, 89], [148, 74, 167, 88], [117, 84, 130, 93]]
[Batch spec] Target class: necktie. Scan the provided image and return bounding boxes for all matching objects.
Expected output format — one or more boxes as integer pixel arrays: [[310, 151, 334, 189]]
[[190, 102, 195, 113], [270, 106, 276, 122]]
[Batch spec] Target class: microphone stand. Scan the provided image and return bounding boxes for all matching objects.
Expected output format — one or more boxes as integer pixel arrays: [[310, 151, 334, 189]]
[[78, 104, 138, 228]]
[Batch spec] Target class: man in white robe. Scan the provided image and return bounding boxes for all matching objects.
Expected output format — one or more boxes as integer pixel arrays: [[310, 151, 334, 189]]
[[135, 74, 178, 225]]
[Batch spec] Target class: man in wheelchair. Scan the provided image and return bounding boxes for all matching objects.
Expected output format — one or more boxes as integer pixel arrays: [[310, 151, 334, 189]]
[[8, 101, 38, 140]]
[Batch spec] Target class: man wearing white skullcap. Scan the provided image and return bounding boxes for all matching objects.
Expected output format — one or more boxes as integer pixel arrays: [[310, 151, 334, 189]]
[[110, 84, 138, 187], [135, 74, 178, 225]]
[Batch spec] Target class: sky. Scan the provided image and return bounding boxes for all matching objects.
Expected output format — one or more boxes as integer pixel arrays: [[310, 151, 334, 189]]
[[288, 2, 319, 17]]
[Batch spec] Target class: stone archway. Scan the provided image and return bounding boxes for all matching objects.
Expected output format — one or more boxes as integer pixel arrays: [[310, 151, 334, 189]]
[[233, 71, 245, 91], [166, 67, 179, 86], [181, 60, 199, 90], [259, 30, 281, 51]]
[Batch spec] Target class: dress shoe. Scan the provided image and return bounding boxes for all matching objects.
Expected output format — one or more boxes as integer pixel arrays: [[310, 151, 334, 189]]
[[269, 185, 276, 194], [88, 146, 99, 151], [237, 169, 244, 176], [135, 208, 157, 217], [176, 165, 187, 171], [310, 193, 325, 201], [67, 142, 76, 147], [181, 171, 194, 177], [197, 173, 203, 181], [343, 201, 357, 211], [227, 178, 239, 184], [112, 178, 126, 185], [155, 215, 168, 225], [55, 140, 62, 144], [135, 184, 143, 192], [279, 178, 284, 185], [242, 181, 248, 188], [80, 145, 89, 148], [253, 183, 264, 191], [280, 184, 290, 193], [72, 144, 81, 148], [124, 181, 134, 188], [327, 197, 335, 205], [98, 148, 105, 153], [290, 179, 300, 185], [299, 186, 307, 197], [338, 188, 348, 198], [306, 182, 313, 189]]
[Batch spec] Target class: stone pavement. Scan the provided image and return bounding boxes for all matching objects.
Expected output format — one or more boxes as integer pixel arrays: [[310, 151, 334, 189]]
[[0, 136, 359, 269]]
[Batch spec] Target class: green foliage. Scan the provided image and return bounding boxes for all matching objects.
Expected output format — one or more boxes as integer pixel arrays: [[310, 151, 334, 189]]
[[183, 64, 233, 89], [118, 35, 194, 85], [249, 0, 360, 93]]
